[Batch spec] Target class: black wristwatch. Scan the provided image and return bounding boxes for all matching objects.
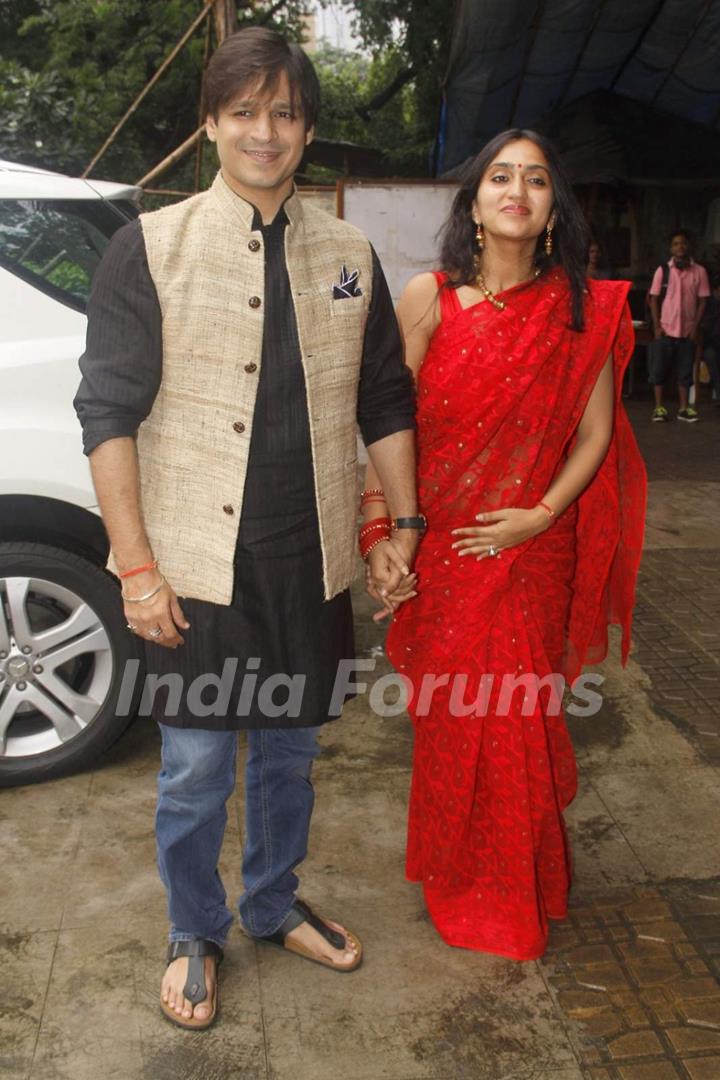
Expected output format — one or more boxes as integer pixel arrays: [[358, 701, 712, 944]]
[[392, 515, 428, 533]]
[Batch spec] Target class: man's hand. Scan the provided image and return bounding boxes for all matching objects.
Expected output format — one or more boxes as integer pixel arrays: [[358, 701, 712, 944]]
[[451, 507, 549, 559], [123, 570, 190, 648]]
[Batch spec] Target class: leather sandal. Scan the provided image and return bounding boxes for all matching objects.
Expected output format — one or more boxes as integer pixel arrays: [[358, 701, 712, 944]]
[[159, 938, 223, 1030], [252, 898, 363, 972]]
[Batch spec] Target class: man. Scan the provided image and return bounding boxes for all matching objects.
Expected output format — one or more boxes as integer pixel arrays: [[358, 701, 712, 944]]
[[74, 27, 418, 1030], [648, 230, 710, 422]]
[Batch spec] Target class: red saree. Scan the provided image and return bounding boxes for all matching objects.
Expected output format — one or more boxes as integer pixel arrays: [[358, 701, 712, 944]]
[[386, 270, 646, 960]]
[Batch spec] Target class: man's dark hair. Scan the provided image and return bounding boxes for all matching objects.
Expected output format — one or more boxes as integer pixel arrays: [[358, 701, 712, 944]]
[[670, 229, 690, 245], [205, 26, 320, 130], [438, 128, 590, 331]]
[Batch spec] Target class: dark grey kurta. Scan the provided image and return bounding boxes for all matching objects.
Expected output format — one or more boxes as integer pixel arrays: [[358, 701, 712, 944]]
[[75, 204, 415, 731]]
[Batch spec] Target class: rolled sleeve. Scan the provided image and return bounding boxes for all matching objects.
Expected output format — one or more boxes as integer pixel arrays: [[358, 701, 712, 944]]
[[74, 220, 162, 456], [356, 247, 416, 446]]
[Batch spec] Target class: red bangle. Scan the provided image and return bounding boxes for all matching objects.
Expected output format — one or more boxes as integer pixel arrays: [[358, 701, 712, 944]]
[[359, 517, 392, 556], [360, 516, 392, 534], [359, 530, 391, 548], [360, 535, 391, 561], [360, 496, 387, 508], [118, 559, 158, 579], [537, 501, 555, 518]]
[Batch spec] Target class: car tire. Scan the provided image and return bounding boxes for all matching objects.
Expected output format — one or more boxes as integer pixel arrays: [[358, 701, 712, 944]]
[[0, 541, 144, 787]]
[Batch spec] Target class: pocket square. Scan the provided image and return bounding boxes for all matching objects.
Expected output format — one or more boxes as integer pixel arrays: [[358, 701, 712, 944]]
[[333, 264, 362, 299]]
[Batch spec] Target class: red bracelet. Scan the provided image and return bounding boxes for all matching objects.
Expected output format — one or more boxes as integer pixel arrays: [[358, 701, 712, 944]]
[[118, 559, 158, 579], [360, 496, 387, 508], [360, 534, 391, 561], [537, 501, 555, 519], [359, 517, 392, 556], [360, 516, 392, 534], [361, 488, 384, 499]]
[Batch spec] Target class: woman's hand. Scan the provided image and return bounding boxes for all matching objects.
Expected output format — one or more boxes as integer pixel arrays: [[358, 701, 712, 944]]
[[451, 506, 550, 559]]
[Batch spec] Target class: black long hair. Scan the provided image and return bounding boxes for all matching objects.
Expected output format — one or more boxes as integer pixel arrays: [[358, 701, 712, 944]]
[[439, 128, 589, 331]]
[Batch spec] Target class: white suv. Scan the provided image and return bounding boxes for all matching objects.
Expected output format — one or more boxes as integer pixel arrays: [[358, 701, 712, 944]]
[[0, 160, 144, 786]]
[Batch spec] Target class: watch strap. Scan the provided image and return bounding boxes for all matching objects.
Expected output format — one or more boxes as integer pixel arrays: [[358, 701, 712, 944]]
[[392, 515, 427, 532]]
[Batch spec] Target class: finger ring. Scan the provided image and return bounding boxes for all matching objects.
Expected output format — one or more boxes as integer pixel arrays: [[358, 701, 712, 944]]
[[488, 545, 497, 557], [126, 622, 137, 632], [148, 627, 163, 638]]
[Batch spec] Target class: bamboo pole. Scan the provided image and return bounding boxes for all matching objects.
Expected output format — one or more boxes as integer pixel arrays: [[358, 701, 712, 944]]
[[194, 11, 213, 192], [134, 1, 258, 193], [213, 0, 237, 43], [136, 126, 205, 188], [82, 0, 215, 177]]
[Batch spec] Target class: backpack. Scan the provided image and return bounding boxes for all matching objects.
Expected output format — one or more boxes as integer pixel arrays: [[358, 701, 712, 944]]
[[646, 262, 670, 313]]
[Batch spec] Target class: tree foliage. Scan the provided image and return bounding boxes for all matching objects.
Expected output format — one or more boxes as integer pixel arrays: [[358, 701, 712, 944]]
[[0, 0, 452, 185]]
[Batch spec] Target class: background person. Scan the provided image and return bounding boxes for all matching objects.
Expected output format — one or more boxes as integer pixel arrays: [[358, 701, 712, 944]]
[[648, 230, 710, 422], [586, 239, 614, 280]]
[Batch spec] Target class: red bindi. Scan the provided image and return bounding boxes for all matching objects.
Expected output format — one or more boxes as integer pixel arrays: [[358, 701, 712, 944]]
[[517, 163, 523, 169]]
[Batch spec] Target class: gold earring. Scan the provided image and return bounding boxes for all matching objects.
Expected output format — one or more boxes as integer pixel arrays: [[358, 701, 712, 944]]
[[475, 223, 485, 250], [544, 225, 554, 257]]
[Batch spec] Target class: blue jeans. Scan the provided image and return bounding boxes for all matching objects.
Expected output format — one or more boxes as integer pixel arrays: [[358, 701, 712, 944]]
[[156, 724, 320, 945]]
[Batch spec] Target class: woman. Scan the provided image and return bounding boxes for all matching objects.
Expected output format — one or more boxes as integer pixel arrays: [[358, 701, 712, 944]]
[[361, 129, 646, 961]]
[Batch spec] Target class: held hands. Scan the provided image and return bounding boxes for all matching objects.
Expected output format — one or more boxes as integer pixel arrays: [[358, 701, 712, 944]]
[[122, 569, 190, 648], [451, 506, 550, 559], [365, 534, 419, 622]]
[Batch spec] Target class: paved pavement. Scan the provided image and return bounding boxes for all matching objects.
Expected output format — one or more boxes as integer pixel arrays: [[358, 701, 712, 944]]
[[2, 392, 719, 1080]]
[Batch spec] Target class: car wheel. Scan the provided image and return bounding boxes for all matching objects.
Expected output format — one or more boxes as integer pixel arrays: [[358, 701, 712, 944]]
[[0, 541, 144, 786]]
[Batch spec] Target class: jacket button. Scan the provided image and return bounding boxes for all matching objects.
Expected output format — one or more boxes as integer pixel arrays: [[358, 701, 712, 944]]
[[248, 239, 261, 252], [249, 296, 262, 308], [232, 421, 245, 433], [222, 503, 234, 515], [244, 362, 257, 373]]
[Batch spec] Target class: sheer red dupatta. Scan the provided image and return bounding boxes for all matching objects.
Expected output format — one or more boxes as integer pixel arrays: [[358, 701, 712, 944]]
[[562, 281, 646, 681]]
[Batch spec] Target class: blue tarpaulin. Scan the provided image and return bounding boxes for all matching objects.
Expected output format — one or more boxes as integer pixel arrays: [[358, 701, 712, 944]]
[[440, 0, 720, 173]]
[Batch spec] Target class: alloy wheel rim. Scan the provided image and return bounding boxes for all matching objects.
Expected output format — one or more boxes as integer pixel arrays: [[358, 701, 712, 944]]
[[0, 576, 113, 758]]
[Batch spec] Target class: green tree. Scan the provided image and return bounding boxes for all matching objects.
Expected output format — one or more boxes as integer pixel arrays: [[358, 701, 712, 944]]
[[0, 1, 450, 184], [323, 0, 451, 171], [0, 0, 310, 184]]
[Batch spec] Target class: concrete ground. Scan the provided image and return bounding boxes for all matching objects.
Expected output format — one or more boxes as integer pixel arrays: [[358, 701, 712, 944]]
[[2, 392, 719, 1080]]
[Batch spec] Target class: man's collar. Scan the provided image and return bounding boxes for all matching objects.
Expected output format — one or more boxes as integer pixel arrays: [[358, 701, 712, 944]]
[[210, 170, 303, 229]]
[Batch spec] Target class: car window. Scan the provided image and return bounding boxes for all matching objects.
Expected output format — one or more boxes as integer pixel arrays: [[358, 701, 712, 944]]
[[0, 198, 133, 313]]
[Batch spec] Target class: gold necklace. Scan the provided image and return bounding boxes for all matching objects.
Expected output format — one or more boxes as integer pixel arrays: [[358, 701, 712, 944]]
[[474, 264, 541, 311]]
